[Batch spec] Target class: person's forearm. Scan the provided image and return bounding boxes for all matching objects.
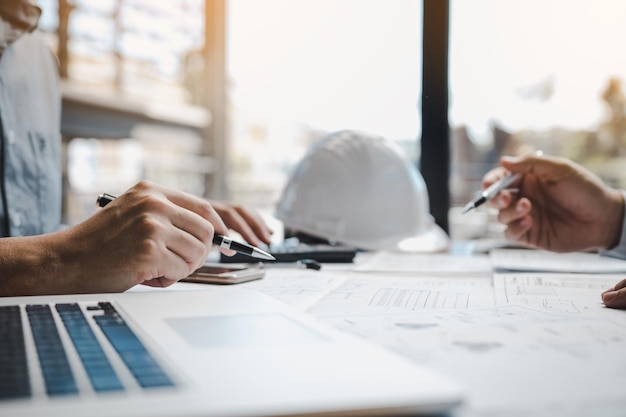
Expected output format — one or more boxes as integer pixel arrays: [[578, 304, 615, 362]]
[[0, 232, 72, 296]]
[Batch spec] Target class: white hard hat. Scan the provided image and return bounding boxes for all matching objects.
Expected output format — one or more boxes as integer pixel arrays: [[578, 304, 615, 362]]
[[276, 130, 449, 253]]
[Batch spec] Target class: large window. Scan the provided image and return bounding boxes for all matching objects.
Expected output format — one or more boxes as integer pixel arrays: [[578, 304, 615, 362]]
[[39, 0, 423, 223], [37, 0, 211, 225], [226, 0, 422, 209], [449, 0, 626, 238], [39, 0, 205, 104]]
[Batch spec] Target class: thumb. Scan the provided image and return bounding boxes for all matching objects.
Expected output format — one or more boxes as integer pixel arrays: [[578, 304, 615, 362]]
[[500, 152, 563, 176], [499, 154, 536, 174]]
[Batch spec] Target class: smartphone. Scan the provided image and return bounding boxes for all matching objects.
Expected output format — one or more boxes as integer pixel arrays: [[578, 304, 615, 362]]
[[182, 264, 265, 285]]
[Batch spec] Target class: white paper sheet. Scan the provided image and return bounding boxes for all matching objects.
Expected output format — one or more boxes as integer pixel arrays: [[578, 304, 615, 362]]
[[242, 268, 351, 309], [301, 269, 626, 417], [493, 272, 623, 314], [315, 304, 626, 417], [354, 251, 493, 274], [305, 272, 496, 316], [308, 274, 626, 417], [490, 248, 626, 273]]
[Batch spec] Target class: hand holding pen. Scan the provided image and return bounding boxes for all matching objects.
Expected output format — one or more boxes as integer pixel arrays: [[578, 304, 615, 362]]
[[462, 172, 522, 214], [97, 193, 275, 261], [463, 150, 544, 214], [477, 152, 624, 253], [43, 181, 242, 292]]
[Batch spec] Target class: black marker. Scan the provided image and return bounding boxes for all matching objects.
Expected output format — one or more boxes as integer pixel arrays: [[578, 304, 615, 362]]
[[96, 193, 276, 261]]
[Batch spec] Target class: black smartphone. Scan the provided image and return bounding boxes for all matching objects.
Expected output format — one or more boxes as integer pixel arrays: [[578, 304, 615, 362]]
[[181, 264, 264, 285]]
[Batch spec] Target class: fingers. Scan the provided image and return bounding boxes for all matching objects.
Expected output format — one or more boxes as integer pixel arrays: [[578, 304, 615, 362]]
[[482, 166, 508, 189], [160, 196, 236, 259], [602, 278, 626, 309], [141, 277, 176, 288], [104, 182, 277, 288], [503, 215, 533, 243], [130, 181, 237, 257], [498, 197, 531, 224], [134, 181, 230, 237], [482, 167, 521, 210], [485, 152, 559, 192], [127, 213, 209, 279], [119, 182, 229, 276], [497, 197, 533, 243], [126, 194, 215, 270], [163, 213, 214, 271], [489, 189, 515, 210], [223, 207, 273, 246], [500, 153, 571, 178], [71, 181, 254, 293], [210, 201, 274, 246], [234, 206, 273, 245], [615, 278, 626, 290]]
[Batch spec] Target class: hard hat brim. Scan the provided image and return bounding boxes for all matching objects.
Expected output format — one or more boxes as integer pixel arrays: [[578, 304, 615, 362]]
[[393, 222, 450, 253], [285, 220, 450, 254]]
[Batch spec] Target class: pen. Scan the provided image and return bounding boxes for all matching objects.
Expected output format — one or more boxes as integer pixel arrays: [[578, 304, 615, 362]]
[[462, 172, 523, 214], [96, 193, 276, 261], [255, 259, 322, 271]]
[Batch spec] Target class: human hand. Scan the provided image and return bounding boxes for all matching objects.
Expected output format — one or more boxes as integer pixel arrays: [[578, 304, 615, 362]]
[[209, 200, 273, 247], [483, 154, 624, 252], [602, 278, 626, 309], [58, 181, 233, 292]]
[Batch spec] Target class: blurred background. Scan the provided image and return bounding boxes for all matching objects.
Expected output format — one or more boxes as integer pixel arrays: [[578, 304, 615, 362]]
[[37, 0, 626, 240]]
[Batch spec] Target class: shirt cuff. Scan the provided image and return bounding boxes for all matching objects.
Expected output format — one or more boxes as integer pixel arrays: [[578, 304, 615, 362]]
[[600, 190, 626, 260]]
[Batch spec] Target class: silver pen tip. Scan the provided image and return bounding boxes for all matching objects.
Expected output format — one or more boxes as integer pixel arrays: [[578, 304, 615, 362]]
[[253, 248, 276, 261], [462, 203, 474, 215]]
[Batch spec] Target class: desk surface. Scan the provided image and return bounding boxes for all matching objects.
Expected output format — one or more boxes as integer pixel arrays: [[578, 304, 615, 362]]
[[137, 249, 626, 417]]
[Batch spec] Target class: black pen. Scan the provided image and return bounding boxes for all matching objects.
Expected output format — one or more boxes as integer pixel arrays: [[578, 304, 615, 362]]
[[463, 150, 544, 214], [462, 172, 523, 214], [254, 259, 322, 271], [96, 193, 276, 261]]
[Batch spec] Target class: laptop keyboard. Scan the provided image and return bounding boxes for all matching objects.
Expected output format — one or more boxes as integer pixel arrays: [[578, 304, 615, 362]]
[[0, 301, 174, 401]]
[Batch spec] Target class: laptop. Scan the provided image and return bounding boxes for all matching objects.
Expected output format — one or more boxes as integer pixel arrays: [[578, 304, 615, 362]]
[[0, 287, 463, 417]]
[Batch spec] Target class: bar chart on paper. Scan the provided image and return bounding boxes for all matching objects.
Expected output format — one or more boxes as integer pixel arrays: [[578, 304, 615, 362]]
[[370, 288, 470, 310], [305, 273, 495, 316]]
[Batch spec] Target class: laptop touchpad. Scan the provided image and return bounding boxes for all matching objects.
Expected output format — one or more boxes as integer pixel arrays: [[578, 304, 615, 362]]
[[166, 313, 328, 348]]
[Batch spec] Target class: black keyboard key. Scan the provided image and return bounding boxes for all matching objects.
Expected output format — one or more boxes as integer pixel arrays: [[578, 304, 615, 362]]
[[26, 304, 78, 397], [55, 303, 124, 393], [0, 305, 31, 400], [94, 303, 174, 389]]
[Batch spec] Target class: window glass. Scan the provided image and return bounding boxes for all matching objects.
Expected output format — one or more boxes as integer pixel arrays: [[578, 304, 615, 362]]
[[450, 0, 626, 239], [38, 0, 205, 103], [36, 0, 208, 225], [227, 0, 422, 209]]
